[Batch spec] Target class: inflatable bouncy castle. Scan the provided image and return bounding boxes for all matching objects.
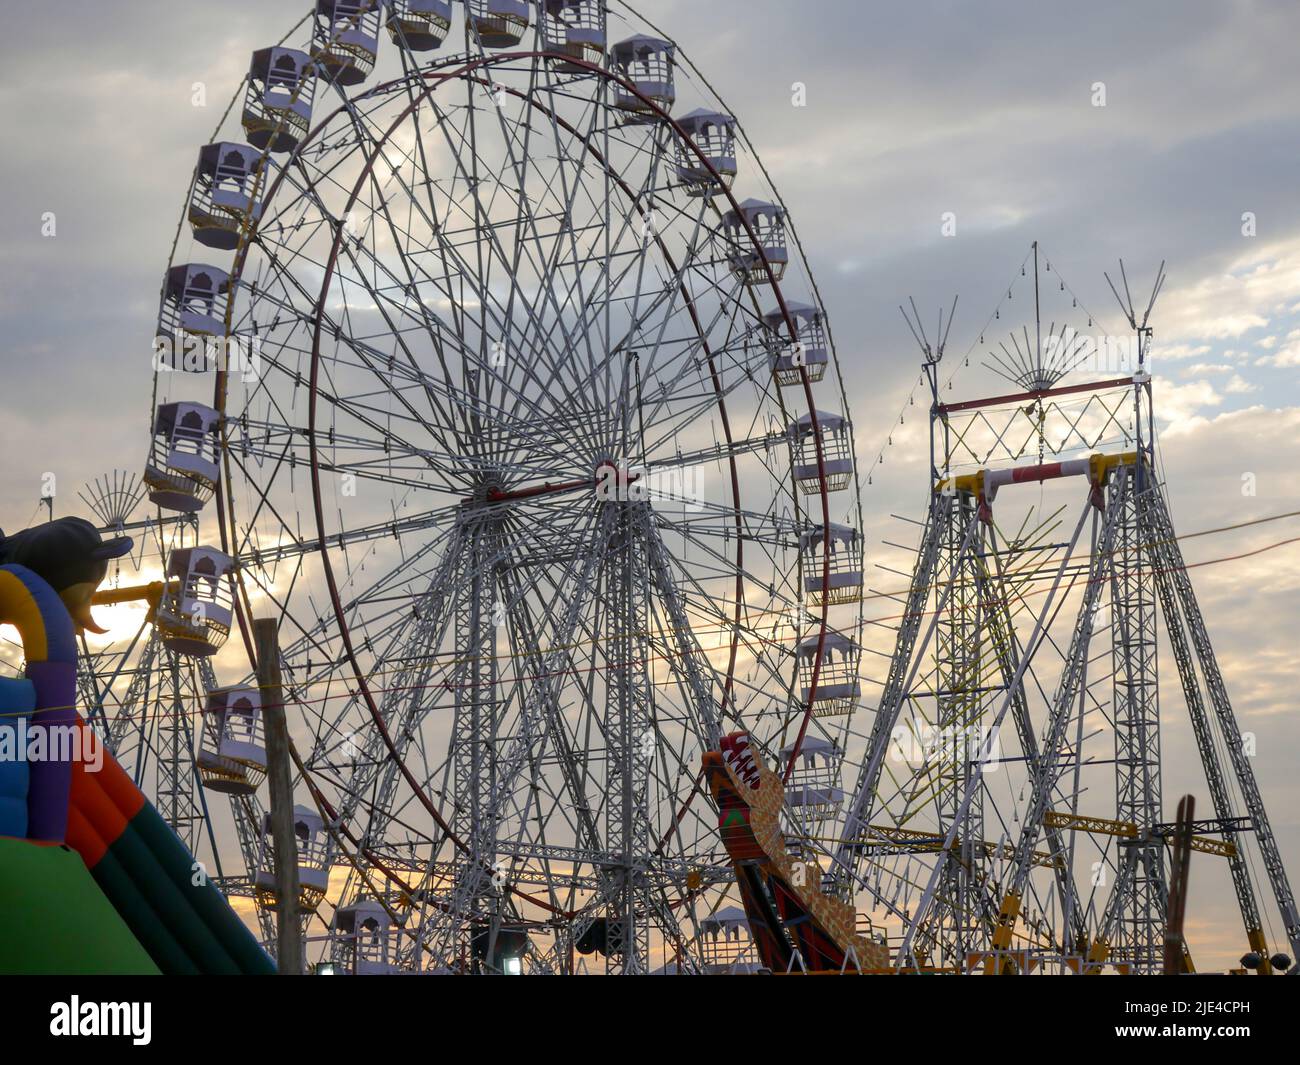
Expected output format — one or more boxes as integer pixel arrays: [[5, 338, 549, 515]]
[[0, 519, 273, 974]]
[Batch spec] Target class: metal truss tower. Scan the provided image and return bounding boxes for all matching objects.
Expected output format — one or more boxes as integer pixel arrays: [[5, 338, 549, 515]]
[[928, 488, 990, 963], [447, 506, 504, 967], [603, 500, 656, 972], [1104, 462, 1167, 972]]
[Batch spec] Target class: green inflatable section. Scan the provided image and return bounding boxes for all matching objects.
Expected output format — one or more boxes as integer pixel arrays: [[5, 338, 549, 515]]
[[0, 836, 160, 974]]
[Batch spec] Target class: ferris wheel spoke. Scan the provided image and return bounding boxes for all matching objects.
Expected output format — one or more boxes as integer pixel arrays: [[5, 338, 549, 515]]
[[477, 66, 606, 402], [636, 327, 765, 438], [245, 498, 457, 570], [530, 79, 631, 413], [610, 200, 739, 401], [321, 146, 554, 460], [279, 168, 474, 467], [637, 311, 775, 435], [270, 143, 507, 455], [650, 506, 800, 610], [497, 569, 605, 858], [646, 507, 809, 716], [319, 528, 468, 830], [243, 283, 603, 479], [405, 91, 608, 459], [484, 99, 708, 474], [275, 516, 466, 710], [223, 435, 318, 567], [580, 187, 713, 424], [236, 311, 465, 493], [422, 73, 703, 464], [635, 509, 726, 745]]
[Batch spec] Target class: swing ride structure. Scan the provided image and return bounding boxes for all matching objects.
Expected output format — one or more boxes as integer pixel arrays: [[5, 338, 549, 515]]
[[829, 247, 1298, 976], [70, 1, 1296, 975]]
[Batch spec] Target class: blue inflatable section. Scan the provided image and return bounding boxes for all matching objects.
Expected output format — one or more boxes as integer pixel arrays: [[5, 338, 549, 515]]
[[0, 675, 36, 837]]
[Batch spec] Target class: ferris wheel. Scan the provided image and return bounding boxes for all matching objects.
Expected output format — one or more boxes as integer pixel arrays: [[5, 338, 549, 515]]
[[142, 0, 865, 974]]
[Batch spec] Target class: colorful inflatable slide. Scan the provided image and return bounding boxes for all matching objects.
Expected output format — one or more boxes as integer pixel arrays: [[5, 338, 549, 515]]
[[0, 521, 273, 975]]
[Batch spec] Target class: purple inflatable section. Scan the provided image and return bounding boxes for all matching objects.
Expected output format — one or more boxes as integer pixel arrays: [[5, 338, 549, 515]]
[[24, 658, 76, 841]]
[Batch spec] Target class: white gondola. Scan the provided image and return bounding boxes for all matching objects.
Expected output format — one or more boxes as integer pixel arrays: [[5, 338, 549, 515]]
[[788, 410, 853, 495], [384, 0, 452, 51], [765, 301, 829, 385], [159, 263, 230, 342], [540, 1, 606, 70], [722, 198, 787, 283], [144, 401, 220, 513], [675, 108, 736, 196], [700, 906, 763, 974], [155, 546, 234, 657], [243, 47, 315, 153], [333, 898, 398, 974], [188, 142, 269, 251], [255, 805, 331, 914], [314, 1, 382, 86], [197, 687, 267, 795], [465, 0, 530, 48], [609, 35, 675, 117], [780, 737, 845, 821], [800, 523, 864, 605], [794, 634, 861, 717]]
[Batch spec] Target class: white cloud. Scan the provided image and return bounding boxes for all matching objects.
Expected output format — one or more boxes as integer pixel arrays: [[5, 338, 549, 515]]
[[1256, 330, 1300, 368], [1154, 379, 1223, 435], [1158, 241, 1300, 346]]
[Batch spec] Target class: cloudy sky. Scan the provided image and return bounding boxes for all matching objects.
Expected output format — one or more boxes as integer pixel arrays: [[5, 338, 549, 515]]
[[1, 1, 1298, 971]]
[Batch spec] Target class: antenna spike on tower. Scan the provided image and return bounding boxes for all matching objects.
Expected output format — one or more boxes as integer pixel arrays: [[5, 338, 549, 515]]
[[1140, 260, 1167, 329], [899, 302, 929, 361], [1104, 268, 1137, 330], [941, 294, 958, 352], [910, 296, 932, 351], [1119, 257, 1136, 323]]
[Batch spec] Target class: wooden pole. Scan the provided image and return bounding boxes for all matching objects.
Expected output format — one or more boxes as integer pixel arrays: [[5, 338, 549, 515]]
[[255, 616, 303, 974], [1163, 794, 1195, 975]]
